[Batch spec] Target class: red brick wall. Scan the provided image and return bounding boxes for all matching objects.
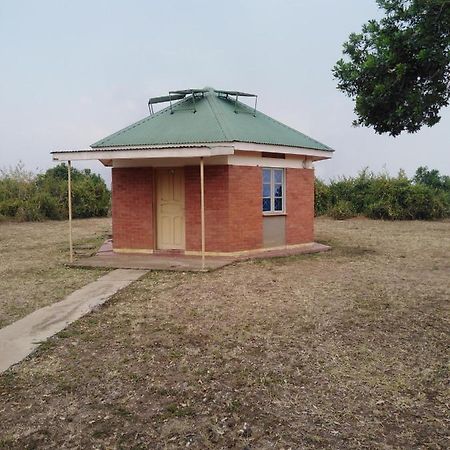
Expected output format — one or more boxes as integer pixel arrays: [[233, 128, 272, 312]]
[[228, 165, 263, 252], [112, 167, 154, 250], [111, 165, 313, 253], [185, 165, 263, 253], [285, 168, 314, 244], [185, 165, 230, 252]]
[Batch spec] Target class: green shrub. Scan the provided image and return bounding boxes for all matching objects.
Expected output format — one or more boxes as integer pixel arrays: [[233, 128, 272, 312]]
[[366, 201, 397, 220], [403, 185, 447, 220], [314, 179, 331, 216], [0, 162, 110, 222], [32, 192, 63, 220], [0, 198, 22, 217], [328, 200, 355, 220], [20, 200, 43, 222], [317, 167, 450, 221]]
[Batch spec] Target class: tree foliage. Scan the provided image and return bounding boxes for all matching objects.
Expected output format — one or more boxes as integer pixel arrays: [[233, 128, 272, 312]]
[[333, 0, 450, 136], [414, 165, 450, 188], [0, 163, 110, 221]]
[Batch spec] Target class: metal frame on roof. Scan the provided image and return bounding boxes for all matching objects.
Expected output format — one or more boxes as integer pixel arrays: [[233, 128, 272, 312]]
[[147, 88, 258, 117], [148, 89, 207, 115], [214, 90, 256, 97], [214, 89, 258, 116]]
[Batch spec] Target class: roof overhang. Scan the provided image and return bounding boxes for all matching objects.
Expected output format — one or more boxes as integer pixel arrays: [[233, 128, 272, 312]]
[[51, 141, 332, 165], [51, 145, 235, 164], [233, 142, 333, 161]]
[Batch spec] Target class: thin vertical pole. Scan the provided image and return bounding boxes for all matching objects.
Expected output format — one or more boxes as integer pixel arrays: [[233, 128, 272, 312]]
[[200, 157, 205, 270], [191, 90, 196, 113], [68, 160, 73, 263]]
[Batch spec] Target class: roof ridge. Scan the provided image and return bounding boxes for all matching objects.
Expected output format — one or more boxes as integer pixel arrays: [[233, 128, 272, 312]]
[[205, 92, 231, 141]]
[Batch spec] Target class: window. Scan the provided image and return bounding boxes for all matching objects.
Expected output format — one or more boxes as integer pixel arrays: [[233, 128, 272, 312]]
[[262, 168, 284, 213]]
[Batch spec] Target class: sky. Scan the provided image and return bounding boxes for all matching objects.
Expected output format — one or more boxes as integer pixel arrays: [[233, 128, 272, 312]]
[[0, 0, 449, 184]]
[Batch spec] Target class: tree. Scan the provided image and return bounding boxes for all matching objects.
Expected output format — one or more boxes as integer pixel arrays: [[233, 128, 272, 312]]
[[333, 0, 450, 136], [414, 166, 450, 189], [36, 164, 111, 218]]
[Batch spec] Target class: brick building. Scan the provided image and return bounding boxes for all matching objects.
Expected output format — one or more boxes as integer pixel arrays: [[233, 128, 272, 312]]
[[52, 88, 333, 257]]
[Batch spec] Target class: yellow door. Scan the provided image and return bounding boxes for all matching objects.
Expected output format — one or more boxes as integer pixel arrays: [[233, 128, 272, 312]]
[[156, 168, 185, 250]]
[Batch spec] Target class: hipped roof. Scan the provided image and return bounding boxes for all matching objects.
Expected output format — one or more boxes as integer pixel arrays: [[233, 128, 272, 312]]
[[91, 88, 333, 152]]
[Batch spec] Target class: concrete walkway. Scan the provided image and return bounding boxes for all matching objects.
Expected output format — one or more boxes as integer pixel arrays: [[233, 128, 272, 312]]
[[0, 269, 146, 374]]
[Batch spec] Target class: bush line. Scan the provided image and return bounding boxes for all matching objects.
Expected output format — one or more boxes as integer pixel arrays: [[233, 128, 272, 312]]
[[315, 167, 450, 220], [0, 163, 110, 221], [1, 164, 448, 222]]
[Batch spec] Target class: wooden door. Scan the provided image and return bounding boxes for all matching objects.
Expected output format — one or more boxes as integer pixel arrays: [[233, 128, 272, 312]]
[[156, 168, 185, 250]]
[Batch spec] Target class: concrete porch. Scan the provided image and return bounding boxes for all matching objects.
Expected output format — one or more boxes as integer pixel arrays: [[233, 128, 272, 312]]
[[68, 239, 330, 272]]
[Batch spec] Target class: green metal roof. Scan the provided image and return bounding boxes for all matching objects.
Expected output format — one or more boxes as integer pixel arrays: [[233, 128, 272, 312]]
[[91, 88, 333, 152]]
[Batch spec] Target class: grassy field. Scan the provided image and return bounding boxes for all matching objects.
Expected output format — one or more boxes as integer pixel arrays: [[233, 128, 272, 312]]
[[0, 218, 111, 328], [0, 218, 449, 449]]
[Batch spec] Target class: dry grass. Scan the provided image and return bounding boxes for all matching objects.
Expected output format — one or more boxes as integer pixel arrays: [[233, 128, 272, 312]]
[[0, 218, 111, 327], [0, 218, 449, 449]]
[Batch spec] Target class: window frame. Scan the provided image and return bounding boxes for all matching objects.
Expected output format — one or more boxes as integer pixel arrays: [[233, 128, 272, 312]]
[[262, 167, 286, 215]]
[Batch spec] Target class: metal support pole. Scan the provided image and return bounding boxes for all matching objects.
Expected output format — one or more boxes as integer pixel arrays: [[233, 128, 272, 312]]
[[68, 160, 73, 263], [191, 90, 196, 113], [200, 157, 205, 270]]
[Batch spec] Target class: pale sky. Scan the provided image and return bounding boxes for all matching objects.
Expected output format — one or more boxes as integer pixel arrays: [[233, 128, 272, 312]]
[[1, 0, 449, 183]]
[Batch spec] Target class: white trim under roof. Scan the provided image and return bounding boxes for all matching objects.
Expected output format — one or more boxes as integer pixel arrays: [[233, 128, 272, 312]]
[[51, 141, 333, 163], [233, 142, 332, 160], [52, 146, 235, 162], [111, 154, 315, 169]]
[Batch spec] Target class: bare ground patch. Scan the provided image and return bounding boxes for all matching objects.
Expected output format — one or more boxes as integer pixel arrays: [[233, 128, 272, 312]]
[[0, 218, 111, 327], [0, 218, 449, 449]]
